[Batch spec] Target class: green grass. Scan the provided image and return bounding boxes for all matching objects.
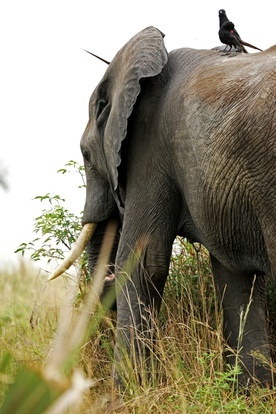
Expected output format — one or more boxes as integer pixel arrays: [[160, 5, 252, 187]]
[[0, 241, 275, 413], [0, 264, 63, 398]]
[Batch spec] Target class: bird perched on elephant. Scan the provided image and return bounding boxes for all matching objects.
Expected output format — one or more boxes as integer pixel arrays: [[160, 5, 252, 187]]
[[50, 27, 276, 390], [219, 21, 262, 54], [218, 9, 262, 53]]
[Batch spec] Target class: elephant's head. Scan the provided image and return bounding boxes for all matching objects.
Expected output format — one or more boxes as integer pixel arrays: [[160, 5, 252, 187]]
[[49, 26, 168, 280], [81, 26, 167, 221]]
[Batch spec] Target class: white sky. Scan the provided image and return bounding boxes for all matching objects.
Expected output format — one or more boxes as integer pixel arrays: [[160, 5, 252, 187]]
[[0, 1, 275, 272]]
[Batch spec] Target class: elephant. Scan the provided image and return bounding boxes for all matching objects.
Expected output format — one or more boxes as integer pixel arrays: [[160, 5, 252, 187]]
[[50, 26, 276, 389]]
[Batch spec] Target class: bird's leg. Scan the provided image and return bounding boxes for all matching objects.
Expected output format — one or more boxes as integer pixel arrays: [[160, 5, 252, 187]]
[[222, 45, 231, 56], [219, 44, 229, 53]]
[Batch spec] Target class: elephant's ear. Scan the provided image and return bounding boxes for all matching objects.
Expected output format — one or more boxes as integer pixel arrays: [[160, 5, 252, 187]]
[[99, 26, 168, 207]]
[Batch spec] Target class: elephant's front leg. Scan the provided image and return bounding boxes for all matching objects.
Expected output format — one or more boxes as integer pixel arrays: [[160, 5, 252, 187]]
[[211, 256, 273, 388], [113, 226, 173, 388]]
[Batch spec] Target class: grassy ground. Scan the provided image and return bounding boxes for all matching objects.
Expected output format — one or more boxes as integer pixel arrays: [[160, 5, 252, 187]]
[[0, 242, 275, 413]]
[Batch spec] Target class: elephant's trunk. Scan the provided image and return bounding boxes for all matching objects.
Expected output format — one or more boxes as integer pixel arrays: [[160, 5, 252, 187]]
[[48, 223, 97, 281]]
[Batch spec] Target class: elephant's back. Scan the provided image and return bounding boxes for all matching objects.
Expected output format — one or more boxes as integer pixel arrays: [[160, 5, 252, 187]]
[[165, 47, 275, 278]]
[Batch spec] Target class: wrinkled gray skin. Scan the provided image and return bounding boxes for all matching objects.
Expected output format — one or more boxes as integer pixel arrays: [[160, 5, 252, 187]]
[[80, 26, 276, 388]]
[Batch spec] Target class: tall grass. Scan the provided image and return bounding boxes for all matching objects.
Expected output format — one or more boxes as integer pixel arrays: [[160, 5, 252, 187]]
[[0, 239, 275, 413]]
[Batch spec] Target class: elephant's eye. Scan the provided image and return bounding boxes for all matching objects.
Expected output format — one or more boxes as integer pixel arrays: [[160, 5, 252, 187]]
[[82, 147, 90, 162], [96, 99, 109, 126]]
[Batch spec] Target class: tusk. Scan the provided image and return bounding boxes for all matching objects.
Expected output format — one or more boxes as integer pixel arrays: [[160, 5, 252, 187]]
[[48, 223, 97, 281]]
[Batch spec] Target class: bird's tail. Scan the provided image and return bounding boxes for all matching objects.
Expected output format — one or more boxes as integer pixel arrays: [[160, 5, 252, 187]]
[[239, 43, 248, 53], [240, 40, 262, 52]]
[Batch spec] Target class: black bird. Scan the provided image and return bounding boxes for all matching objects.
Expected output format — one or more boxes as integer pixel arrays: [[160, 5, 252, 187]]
[[219, 21, 262, 54], [218, 9, 262, 53], [219, 9, 241, 39]]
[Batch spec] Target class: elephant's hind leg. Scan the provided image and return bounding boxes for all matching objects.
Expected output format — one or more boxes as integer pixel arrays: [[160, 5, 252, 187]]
[[211, 256, 274, 389]]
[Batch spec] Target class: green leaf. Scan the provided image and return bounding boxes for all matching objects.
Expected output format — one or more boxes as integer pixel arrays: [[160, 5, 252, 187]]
[[57, 168, 67, 174], [15, 160, 88, 279], [0, 368, 63, 414]]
